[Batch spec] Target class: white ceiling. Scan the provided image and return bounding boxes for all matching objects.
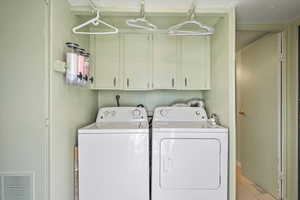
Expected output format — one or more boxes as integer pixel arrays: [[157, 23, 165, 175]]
[[68, 0, 300, 24]]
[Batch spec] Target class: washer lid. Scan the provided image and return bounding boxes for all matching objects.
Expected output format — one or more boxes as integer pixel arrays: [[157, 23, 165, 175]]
[[78, 122, 149, 134], [153, 121, 228, 132]]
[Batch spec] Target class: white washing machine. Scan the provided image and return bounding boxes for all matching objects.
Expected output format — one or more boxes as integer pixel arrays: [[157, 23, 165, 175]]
[[78, 107, 149, 200], [152, 107, 228, 200]]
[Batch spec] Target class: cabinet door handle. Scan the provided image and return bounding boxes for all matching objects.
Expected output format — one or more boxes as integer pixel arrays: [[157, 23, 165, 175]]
[[172, 78, 175, 88], [89, 76, 94, 84], [113, 77, 117, 87], [185, 78, 188, 87], [126, 78, 130, 88]]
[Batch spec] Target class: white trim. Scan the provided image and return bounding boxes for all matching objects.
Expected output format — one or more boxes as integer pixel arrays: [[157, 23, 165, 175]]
[[280, 30, 288, 200], [43, 1, 50, 200], [228, 7, 236, 200], [48, 0, 55, 199], [1, 176, 4, 200], [277, 32, 285, 200]]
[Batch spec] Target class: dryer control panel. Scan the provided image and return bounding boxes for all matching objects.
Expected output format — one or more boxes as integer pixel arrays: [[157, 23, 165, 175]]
[[153, 107, 208, 122], [96, 107, 148, 122]]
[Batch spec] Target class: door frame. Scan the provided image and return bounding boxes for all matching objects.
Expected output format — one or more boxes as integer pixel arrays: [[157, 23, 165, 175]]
[[278, 32, 287, 200], [236, 25, 288, 200], [298, 25, 300, 200]]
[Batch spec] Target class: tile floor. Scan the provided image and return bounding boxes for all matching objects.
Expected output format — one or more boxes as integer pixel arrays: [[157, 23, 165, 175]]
[[237, 167, 276, 200]]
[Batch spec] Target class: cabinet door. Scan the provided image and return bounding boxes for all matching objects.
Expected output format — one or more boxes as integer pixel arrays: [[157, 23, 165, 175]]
[[94, 34, 121, 89], [153, 34, 177, 89], [123, 34, 152, 90], [179, 36, 211, 90]]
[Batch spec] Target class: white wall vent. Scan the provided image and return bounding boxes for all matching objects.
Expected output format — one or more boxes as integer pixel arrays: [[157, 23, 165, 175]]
[[0, 173, 34, 200]]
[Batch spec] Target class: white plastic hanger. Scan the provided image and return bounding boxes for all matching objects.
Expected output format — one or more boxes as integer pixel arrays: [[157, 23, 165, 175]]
[[72, 0, 119, 35], [126, 0, 157, 31], [168, 2, 214, 36]]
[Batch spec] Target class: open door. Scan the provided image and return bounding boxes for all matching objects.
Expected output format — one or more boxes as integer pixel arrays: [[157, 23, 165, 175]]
[[237, 33, 284, 199]]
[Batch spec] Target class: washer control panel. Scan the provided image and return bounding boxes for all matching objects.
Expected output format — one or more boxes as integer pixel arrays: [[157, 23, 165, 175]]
[[153, 107, 208, 121], [97, 107, 147, 122]]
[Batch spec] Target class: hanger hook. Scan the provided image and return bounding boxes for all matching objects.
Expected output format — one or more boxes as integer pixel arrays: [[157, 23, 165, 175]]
[[189, 1, 197, 20], [140, 0, 145, 18], [88, 0, 100, 13], [96, 9, 100, 18]]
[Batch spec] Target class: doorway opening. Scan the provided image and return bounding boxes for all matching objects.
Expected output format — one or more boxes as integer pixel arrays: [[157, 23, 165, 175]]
[[236, 30, 286, 200]]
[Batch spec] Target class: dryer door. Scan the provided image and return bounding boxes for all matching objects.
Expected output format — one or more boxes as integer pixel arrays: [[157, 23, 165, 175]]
[[160, 138, 221, 190]]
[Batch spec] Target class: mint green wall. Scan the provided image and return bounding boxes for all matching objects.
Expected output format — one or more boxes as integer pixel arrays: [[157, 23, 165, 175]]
[[50, 1, 98, 200], [204, 18, 229, 126], [98, 90, 204, 111], [0, 0, 48, 200], [203, 17, 237, 200]]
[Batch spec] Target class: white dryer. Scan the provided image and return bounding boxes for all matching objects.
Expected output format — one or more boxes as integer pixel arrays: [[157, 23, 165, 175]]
[[152, 107, 228, 200], [78, 107, 149, 200]]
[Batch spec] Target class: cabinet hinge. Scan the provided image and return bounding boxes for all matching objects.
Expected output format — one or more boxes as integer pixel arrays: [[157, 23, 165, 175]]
[[279, 171, 285, 181], [45, 118, 50, 127], [148, 34, 153, 41], [280, 53, 286, 62]]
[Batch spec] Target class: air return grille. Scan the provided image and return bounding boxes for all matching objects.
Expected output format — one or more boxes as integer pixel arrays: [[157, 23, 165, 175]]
[[0, 173, 34, 200]]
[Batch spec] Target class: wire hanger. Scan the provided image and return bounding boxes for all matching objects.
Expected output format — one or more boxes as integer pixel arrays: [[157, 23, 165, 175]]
[[126, 0, 157, 31], [72, 0, 119, 35], [168, 1, 214, 36]]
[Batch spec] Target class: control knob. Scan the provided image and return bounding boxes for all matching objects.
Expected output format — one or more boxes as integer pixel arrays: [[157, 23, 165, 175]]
[[160, 109, 168, 117], [111, 110, 116, 117], [132, 109, 142, 118], [196, 110, 201, 116], [104, 111, 110, 117]]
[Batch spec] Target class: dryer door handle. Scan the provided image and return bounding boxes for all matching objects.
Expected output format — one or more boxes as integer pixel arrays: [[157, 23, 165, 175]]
[[163, 156, 172, 173]]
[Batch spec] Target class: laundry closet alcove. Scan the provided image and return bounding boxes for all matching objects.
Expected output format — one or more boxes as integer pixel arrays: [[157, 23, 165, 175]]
[[50, 2, 235, 200]]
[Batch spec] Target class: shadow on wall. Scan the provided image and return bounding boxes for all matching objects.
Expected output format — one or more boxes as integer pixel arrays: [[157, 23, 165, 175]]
[[98, 90, 205, 111]]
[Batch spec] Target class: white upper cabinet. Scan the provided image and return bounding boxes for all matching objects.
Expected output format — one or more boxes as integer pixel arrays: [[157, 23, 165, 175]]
[[91, 33, 211, 91], [179, 36, 211, 90], [93, 34, 121, 89], [123, 34, 152, 90], [153, 34, 177, 89]]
